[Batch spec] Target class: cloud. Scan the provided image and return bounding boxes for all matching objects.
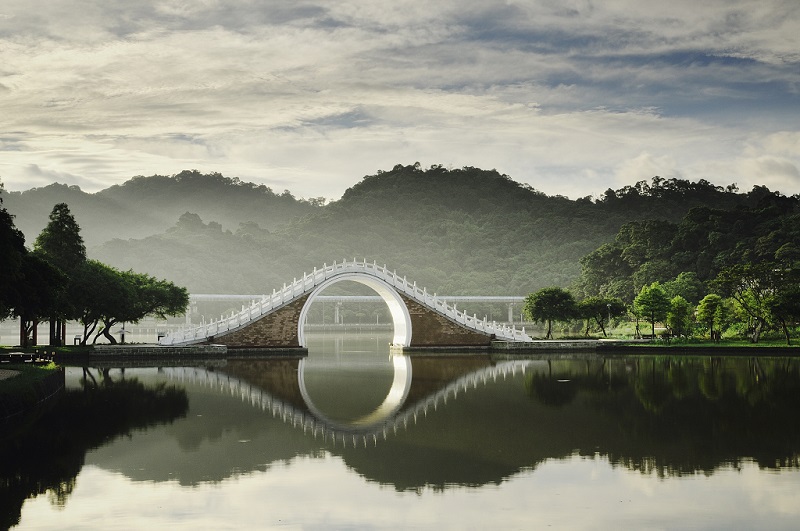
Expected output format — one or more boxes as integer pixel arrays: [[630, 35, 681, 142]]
[[0, 0, 797, 198]]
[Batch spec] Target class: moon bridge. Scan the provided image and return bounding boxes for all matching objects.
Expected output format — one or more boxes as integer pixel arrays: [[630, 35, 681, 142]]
[[159, 259, 533, 349]]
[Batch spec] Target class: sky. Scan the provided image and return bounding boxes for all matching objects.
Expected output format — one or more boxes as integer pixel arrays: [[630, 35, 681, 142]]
[[1, 0, 799, 201]]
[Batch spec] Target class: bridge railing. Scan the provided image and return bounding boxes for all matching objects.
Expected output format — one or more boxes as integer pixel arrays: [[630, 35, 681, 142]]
[[160, 259, 532, 345]]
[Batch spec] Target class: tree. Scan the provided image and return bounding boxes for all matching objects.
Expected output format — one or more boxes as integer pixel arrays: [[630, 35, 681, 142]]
[[70, 260, 123, 345], [98, 271, 188, 344], [633, 282, 670, 338], [576, 243, 632, 300], [523, 287, 578, 339], [0, 184, 27, 318], [576, 296, 626, 337], [662, 271, 706, 305], [71, 261, 189, 344], [712, 263, 800, 343], [34, 203, 87, 346], [12, 254, 65, 347], [667, 295, 693, 338], [33, 203, 86, 273], [696, 294, 726, 342], [767, 285, 800, 345]]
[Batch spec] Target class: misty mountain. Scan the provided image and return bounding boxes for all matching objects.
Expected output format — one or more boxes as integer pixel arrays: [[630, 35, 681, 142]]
[[3, 170, 320, 248], [88, 164, 761, 295]]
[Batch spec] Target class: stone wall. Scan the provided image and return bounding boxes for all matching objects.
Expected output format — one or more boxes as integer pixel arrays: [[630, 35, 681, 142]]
[[208, 294, 311, 348], [200, 291, 495, 348], [401, 294, 493, 347]]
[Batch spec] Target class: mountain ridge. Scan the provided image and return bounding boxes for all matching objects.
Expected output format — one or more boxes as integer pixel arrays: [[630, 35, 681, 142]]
[[54, 164, 772, 294]]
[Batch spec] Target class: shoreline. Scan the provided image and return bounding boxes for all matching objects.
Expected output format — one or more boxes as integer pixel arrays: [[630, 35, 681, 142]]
[[0, 340, 785, 364]]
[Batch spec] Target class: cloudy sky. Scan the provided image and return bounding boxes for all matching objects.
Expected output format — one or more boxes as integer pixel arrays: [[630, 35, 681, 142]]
[[1, 0, 799, 201]]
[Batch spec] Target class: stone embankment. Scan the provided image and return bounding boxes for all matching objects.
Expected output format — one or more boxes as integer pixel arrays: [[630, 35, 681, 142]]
[[92, 344, 228, 358], [80, 344, 307, 366]]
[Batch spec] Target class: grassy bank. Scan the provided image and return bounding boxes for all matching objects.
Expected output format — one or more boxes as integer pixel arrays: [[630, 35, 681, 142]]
[[1, 345, 93, 354], [1, 361, 64, 425], [0, 362, 60, 395], [621, 338, 799, 348]]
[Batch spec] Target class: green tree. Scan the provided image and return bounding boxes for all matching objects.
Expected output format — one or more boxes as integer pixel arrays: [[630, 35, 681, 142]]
[[662, 271, 706, 305], [696, 294, 726, 342], [33, 203, 87, 346], [100, 270, 188, 344], [576, 243, 632, 300], [71, 261, 189, 344], [33, 203, 86, 273], [712, 263, 800, 343], [70, 260, 123, 344], [12, 254, 64, 347], [523, 287, 578, 339], [768, 285, 800, 345], [667, 295, 693, 338], [576, 296, 626, 337], [633, 282, 670, 338]]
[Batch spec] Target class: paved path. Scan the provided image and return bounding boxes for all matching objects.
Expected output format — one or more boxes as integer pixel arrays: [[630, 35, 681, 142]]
[[0, 369, 20, 381]]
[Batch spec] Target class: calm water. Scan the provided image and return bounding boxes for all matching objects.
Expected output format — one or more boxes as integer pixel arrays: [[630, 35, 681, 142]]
[[3, 332, 800, 530]]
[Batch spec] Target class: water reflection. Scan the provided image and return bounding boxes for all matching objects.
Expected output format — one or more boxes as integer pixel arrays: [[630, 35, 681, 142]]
[[3, 334, 800, 529], [0, 370, 188, 529]]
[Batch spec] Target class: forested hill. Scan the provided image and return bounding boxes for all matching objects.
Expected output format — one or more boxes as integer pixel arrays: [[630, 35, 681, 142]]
[[3, 170, 321, 247], [91, 164, 770, 294]]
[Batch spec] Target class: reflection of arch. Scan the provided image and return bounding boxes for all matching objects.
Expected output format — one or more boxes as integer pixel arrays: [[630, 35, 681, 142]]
[[297, 354, 413, 431], [297, 273, 413, 347], [161, 359, 537, 446]]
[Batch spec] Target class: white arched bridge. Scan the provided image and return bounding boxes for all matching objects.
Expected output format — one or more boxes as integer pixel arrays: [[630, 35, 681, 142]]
[[159, 259, 533, 349]]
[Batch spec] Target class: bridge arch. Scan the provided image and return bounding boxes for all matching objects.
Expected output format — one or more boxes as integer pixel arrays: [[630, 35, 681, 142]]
[[297, 353, 413, 430], [297, 273, 413, 348]]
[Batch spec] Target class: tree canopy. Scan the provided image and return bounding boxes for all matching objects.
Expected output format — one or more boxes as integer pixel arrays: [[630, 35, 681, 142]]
[[523, 287, 578, 339], [71, 261, 189, 345], [33, 203, 86, 274], [633, 282, 671, 338]]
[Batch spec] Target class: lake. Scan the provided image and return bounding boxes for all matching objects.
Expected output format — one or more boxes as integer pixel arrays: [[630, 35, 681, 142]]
[[3, 331, 800, 530]]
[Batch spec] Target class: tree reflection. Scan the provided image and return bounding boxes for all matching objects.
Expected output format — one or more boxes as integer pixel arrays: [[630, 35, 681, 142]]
[[524, 360, 579, 408], [0, 369, 188, 529], [522, 355, 800, 478]]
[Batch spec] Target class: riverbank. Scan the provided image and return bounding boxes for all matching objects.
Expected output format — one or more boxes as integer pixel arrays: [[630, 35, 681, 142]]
[[2, 338, 798, 363]]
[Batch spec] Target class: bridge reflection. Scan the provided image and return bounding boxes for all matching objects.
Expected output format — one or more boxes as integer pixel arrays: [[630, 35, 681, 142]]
[[161, 354, 540, 448]]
